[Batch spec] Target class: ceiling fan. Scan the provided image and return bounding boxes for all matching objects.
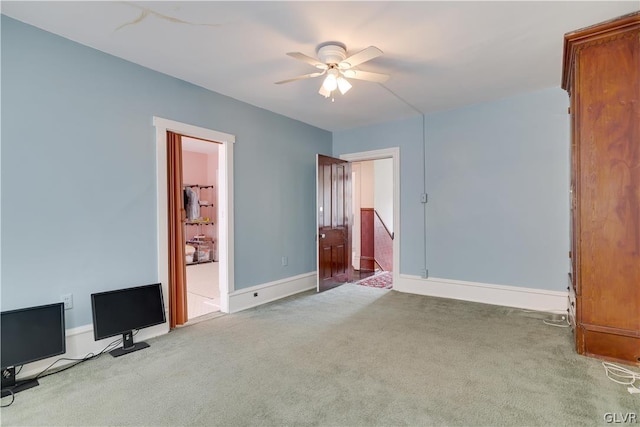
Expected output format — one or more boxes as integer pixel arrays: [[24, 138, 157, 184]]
[[275, 42, 390, 98]]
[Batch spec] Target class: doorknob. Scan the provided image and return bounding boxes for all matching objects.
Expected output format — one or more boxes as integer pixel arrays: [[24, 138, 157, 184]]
[[320, 233, 326, 239]]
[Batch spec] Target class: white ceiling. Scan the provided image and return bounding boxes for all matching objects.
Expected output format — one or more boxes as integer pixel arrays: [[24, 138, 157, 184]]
[[2, 1, 638, 132]]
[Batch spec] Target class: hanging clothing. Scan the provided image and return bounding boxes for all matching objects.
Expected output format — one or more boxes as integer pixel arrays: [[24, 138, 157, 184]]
[[184, 187, 200, 220]]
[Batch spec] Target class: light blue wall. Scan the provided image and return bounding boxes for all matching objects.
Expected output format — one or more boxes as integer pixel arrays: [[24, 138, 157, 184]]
[[334, 87, 570, 291], [1, 16, 331, 328]]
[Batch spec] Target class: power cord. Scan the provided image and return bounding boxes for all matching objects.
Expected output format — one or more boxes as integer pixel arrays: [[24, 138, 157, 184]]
[[519, 308, 571, 328], [520, 308, 569, 314], [0, 388, 15, 408], [542, 316, 570, 328], [1, 331, 138, 407], [1, 365, 22, 407], [34, 336, 122, 380], [602, 362, 640, 395]]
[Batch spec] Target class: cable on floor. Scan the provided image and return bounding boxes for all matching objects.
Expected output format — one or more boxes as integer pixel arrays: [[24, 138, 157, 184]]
[[2, 331, 138, 406], [0, 388, 15, 408], [602, 362, 640, 395], [542, 318, 570, 328], [35, 336, 123, 380], [518, 308, 571, 328]]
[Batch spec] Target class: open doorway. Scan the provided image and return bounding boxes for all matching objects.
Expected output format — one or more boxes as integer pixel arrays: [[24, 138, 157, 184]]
[[351, 158, 394, 289], [339, 148, 399, 291], [154, 117, 235, 330], [315, 148, 399, 293], [182, 137, 221, 319]]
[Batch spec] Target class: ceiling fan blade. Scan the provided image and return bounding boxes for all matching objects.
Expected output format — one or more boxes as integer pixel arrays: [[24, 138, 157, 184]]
[[275, 71, 325, 85], [338, 46, 383, 69], [286, 52, 328, 69], [343, 69, 390, 83]]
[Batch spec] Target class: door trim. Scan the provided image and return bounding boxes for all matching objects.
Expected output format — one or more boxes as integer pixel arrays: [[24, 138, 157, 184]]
[[154, 116, 235, 313], [339, 147, 400, 287]]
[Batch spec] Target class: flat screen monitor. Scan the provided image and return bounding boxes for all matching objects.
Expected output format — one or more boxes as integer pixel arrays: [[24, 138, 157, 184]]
[[1, 302, 66, 397], [91, 283, 166, 357]]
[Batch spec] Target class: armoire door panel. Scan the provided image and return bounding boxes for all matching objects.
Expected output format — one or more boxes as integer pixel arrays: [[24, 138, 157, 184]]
[[576, 30, 640, 331], [562, 12, 640, 365]]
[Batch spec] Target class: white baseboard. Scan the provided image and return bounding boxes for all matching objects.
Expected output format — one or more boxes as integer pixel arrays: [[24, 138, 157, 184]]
[[396, 274, 568, 313], [14, 318, 170, 381], [228, 272, 316, 313]]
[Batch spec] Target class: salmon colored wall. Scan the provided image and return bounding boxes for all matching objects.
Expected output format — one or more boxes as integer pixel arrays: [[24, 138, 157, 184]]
[[183, 151, 208, 186]]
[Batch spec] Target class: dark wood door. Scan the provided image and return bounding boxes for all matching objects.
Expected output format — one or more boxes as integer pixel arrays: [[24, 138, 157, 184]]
[[317, 154, 352, 292]]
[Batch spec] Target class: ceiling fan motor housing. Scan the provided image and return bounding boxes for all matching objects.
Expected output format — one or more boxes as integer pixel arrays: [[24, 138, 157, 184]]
[[316, 42, 347, 65]]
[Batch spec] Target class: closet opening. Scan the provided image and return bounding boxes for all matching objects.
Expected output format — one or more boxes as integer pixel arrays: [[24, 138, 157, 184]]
[[154, 116, 235, 331], [182, 137, 221, 319]]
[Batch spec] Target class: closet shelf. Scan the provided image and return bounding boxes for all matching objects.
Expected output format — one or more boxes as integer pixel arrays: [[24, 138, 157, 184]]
[[186, 237, 214, 265], [184, 183, 216, 263], [184, 184, 214, 189]]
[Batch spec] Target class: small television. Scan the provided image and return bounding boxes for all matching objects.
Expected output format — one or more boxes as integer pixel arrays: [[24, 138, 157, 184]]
[[1, 302, 66, 397], [91, 283, 166, 357]]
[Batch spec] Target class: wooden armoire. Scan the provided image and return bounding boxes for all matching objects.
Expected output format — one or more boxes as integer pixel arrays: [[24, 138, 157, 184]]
[[561, 12, 640, 366]]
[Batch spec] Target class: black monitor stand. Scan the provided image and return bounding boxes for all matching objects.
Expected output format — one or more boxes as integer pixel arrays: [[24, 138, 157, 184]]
[[109, 331, 149, 357], [1, 367, 39, 398]]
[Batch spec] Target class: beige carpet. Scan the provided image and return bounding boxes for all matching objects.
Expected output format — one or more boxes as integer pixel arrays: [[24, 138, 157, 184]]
[[1, 284, 637, 426]]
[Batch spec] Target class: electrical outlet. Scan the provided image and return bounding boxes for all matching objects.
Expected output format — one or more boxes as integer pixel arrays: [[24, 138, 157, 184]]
[[282, 256, 288, 266], [61, 293, 73, 310]]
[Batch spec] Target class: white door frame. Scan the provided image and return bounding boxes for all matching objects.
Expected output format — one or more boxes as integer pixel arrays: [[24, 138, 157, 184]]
[[351, 162, 362, 271], [340, 147, 400, 286], [154, 116, 235, 313]]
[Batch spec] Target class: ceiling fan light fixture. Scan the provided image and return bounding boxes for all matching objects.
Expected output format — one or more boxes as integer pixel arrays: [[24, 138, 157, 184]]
[[318, 85, 331, 98], [337, 76, 352, 95], [322, 72, 338, 92]]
